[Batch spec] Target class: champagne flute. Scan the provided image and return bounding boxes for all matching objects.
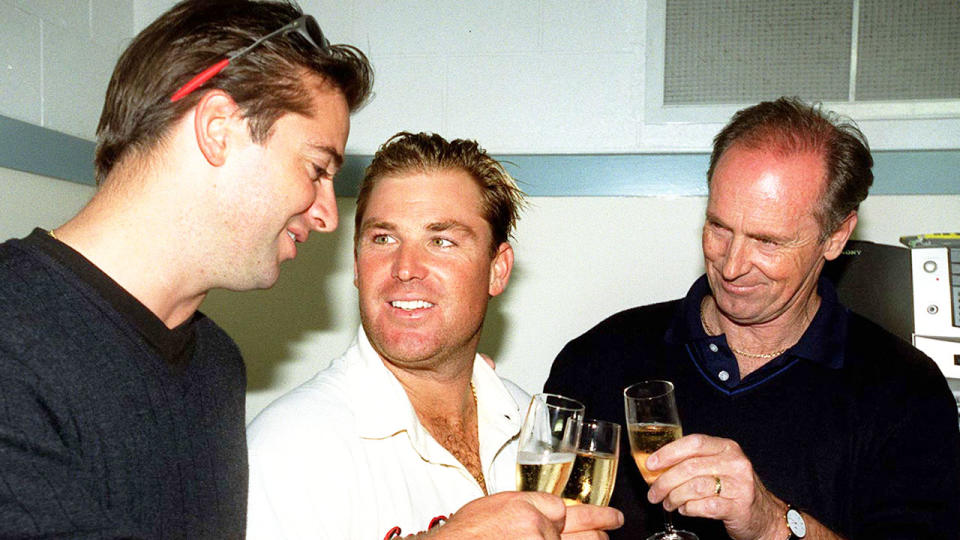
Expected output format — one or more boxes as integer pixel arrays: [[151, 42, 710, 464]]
[[516, 393, 584, 495], [560, 418, 620, 506], [624, 380, 697, 540]]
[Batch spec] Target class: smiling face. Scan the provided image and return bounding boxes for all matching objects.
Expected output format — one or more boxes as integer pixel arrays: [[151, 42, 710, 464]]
[[702, 143, 854, 326], [219, 79, 349, 290], [354, 169, 513, 370]]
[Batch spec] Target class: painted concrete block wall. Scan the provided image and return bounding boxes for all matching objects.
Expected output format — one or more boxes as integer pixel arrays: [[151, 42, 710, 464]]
[[0, 167, 94, 237], [0, 0, 133, 140], [132, 0, 645, 154], [134, 0, 960, 154]]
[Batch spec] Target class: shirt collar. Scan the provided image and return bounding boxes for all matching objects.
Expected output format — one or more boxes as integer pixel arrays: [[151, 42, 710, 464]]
[[345, 326, 524, 463], [666, 274, 847, 369], [664, 275, 713, 345], [790, 277, 847, 369], [347, 327, 422, 440]]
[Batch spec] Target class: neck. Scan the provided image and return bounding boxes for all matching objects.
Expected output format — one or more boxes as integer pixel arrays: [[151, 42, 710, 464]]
[[382, 350, 488, 494], [52, 169, 209, 328], [383, 354, 476, 423], [701, 294, 819, 375]]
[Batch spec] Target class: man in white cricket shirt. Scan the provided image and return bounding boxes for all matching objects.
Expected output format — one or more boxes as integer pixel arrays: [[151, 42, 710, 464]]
[[246, 132, 622, 539]]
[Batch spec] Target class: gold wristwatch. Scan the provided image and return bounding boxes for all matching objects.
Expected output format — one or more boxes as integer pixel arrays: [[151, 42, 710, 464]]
[[785, 505, 806, 539]]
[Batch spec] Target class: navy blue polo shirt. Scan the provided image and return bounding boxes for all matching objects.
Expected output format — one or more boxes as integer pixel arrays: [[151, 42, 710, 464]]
[[665, 275, 846, 393], [546, 274, 960, 540]]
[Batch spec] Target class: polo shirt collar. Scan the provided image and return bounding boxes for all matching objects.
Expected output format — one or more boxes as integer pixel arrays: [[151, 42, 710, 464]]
[[665, 274, 847, 370], [348, 326, 523, 466], [790, 277, 847, 369]]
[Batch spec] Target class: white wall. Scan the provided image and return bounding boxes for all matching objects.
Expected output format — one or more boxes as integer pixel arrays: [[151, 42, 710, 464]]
[[0, 0, 132, 140], [0, 166, 95, 235], [2, 2, 958, 423]]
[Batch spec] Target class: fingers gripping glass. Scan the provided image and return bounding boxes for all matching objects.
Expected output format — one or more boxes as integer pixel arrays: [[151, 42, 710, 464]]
[[624, 380, 697, 540], [170, 15, 329, 102]]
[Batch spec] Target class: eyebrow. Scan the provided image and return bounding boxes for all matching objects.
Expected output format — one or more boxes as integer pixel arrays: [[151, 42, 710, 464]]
[[359, 219, 479, 239], [426, 220, 478, 238], [359, 220, 395, 235], [705, 212, 791, 243], [307, 142, 344, 169]]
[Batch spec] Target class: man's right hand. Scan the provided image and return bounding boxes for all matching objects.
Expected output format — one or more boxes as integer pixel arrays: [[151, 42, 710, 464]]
[[422, 491, 623, 539]]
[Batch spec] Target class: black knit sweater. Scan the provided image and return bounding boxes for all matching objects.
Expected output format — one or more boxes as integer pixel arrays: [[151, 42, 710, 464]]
[[0, 230, 247, 538]]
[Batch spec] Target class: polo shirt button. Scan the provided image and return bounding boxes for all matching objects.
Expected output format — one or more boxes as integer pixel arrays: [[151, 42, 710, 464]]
[[709, 343, 719, 353], [718, 370, 730, 381]]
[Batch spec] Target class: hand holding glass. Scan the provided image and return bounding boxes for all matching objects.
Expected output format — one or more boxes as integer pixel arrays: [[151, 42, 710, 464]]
[[624, 380, 697, 540], [516, 393, 584, 495], [560, 418, 620, 506]]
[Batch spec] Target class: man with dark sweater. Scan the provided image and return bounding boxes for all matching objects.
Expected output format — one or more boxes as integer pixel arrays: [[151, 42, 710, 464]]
[[546, 97, 960, 539], [0, 1, 372, 537]]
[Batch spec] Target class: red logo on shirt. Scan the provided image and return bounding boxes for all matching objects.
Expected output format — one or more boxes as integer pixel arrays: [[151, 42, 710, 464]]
[[383, 515, 448, 539]]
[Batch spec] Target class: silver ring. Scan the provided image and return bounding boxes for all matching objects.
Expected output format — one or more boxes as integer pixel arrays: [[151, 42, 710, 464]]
[[714, 476, 722, 495]]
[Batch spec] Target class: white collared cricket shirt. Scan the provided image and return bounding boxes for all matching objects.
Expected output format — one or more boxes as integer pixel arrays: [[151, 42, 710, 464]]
[[246, 327, 529, 539]]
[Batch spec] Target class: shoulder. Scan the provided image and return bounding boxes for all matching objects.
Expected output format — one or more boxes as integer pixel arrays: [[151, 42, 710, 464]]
[[246, 364, 363, 539], [499, 376, 532, 408], [0, 239, 62, 314], [0, 244, 90, 375], [0, 236, 32, 269], [247, 361, 357, 453], [843, 313, 943, 383], [545, 300, 681, 399], [553, 299, 681, 367], [193, 314, 244, 366], [841, 312, 955, 412], [572, 300, 679, 346]]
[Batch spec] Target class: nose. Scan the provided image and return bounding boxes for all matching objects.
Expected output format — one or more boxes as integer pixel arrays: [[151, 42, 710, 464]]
[[721, 235, 751, 280], [392, 242, 426, 282], [307, 180, 339, 233]]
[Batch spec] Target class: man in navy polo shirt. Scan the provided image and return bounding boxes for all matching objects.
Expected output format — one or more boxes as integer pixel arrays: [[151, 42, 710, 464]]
[[546, 97, 960, 539]]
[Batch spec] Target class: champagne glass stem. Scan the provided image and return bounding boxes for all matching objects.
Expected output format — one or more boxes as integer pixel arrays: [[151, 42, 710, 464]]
[[663, 507, 677, 533]]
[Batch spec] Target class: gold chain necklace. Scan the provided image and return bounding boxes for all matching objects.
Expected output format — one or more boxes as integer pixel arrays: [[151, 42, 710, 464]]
[[469, 383, 488, 495], [699, 303, 789, 360], [48, 229, 58, 240]]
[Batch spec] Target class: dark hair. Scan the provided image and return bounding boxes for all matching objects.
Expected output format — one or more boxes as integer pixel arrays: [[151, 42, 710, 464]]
[[94, 0, 373, 184], [707, 97, 873, 240], [355, 132, 527, 254]]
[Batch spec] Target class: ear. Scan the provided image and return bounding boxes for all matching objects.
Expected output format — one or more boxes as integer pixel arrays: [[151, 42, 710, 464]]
[[193, 90, 242, 167], [823, 211, 858, 261], [352, 246, 360, 289], [488, 242, 514, 297]]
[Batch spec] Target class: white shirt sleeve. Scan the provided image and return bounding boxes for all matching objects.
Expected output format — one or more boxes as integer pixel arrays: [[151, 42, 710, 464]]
[[246, 395, 357, 540]]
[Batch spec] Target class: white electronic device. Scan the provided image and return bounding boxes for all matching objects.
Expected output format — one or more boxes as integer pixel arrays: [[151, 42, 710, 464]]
[[901, 233, 960, 379]]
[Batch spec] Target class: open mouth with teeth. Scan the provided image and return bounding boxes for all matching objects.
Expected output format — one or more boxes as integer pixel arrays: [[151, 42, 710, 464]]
[[286, 231, 297, 242], [390, 300, 434, 311]]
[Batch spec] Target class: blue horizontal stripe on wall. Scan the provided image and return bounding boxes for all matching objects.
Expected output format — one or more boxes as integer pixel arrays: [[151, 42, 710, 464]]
[[328, 151, 960, 197], [0, 115, 97, 185], [2, 115, 959, 197]]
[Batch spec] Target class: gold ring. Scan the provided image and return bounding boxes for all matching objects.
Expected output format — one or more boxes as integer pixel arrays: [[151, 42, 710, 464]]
[[714, 476, 722, 495]]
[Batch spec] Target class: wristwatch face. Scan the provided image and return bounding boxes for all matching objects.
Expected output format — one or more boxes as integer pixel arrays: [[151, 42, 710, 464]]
[[786, 508, 807, 537]]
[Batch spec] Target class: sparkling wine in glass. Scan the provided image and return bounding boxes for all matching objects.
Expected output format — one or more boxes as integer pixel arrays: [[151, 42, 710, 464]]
[[560, 418, 620, 506], [516, 393, 584, 495], [624, 380, 697, 540]]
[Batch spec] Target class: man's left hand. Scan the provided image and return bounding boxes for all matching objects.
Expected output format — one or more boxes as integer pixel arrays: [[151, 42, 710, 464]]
[[644, 434, 786, 540]]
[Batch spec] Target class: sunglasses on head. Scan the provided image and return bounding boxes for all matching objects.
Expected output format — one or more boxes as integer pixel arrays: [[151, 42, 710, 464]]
[[170, 15, 329, 102]]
